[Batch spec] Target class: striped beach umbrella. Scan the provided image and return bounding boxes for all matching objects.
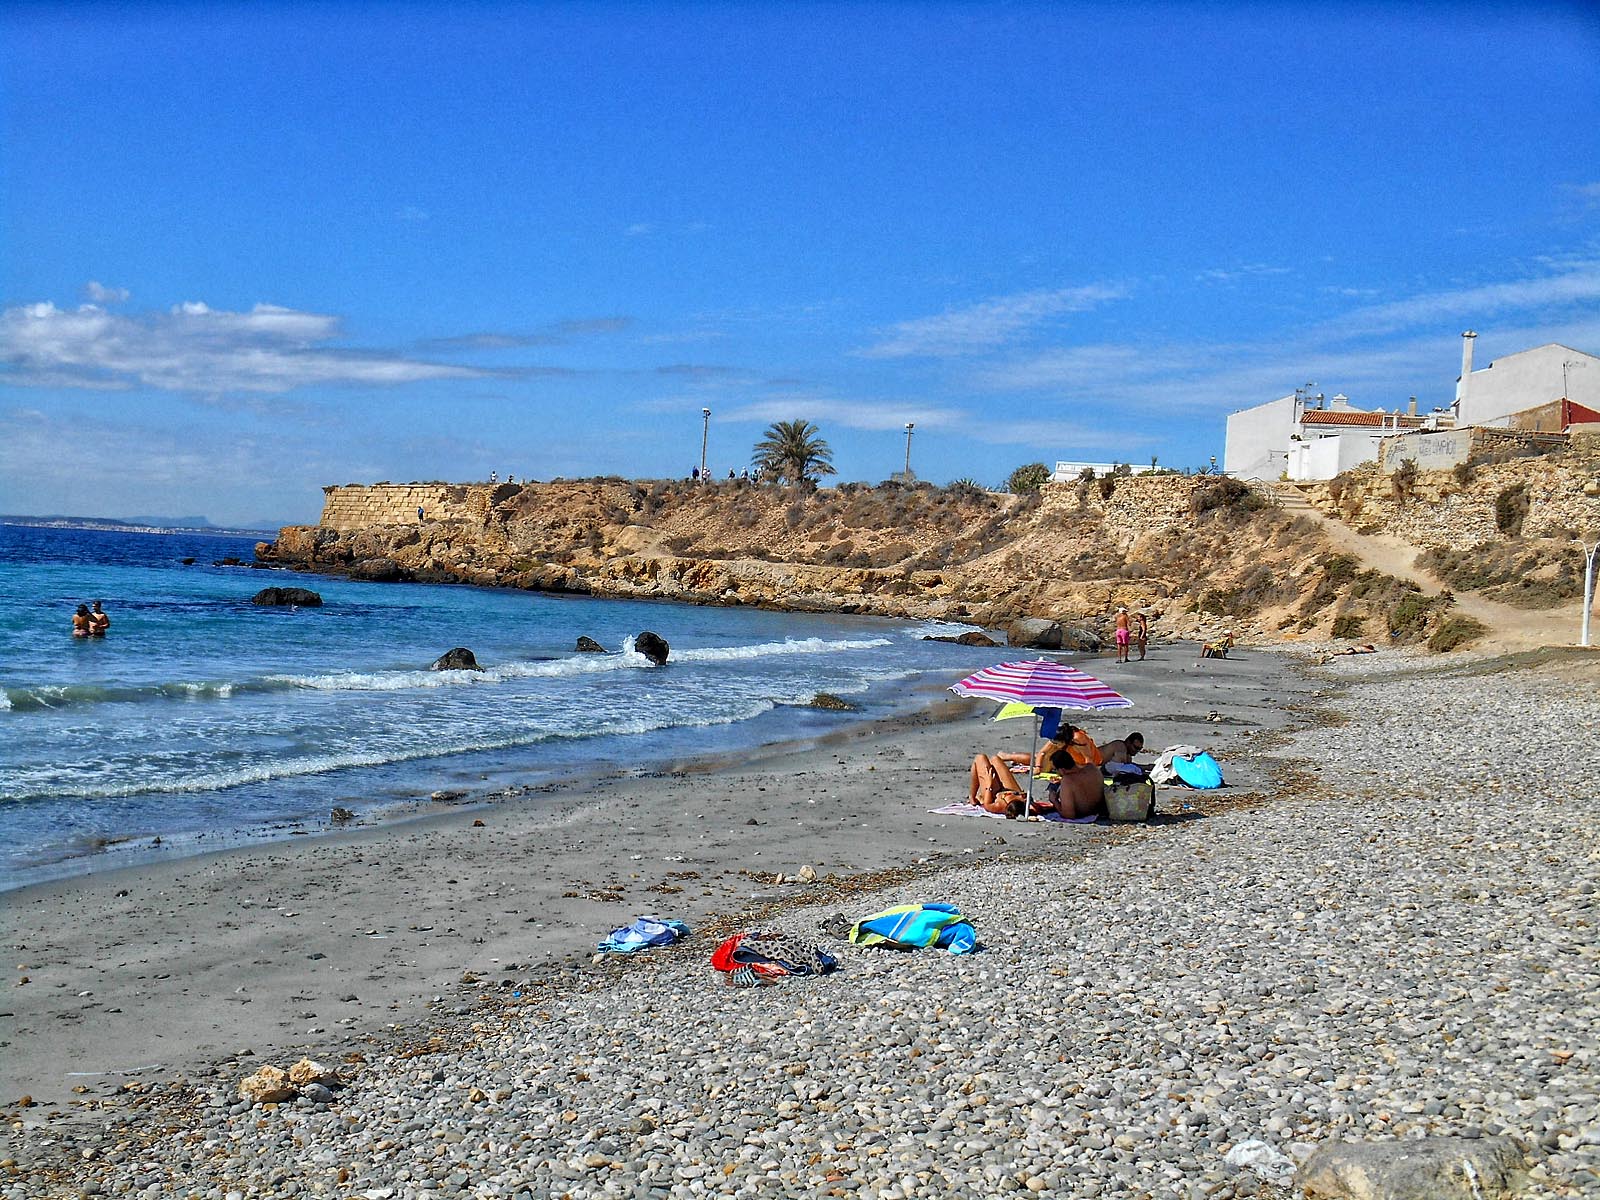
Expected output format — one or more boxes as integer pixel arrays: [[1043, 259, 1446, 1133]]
[[951, 659, 1132, 817], [950, 659, 1132, 710]]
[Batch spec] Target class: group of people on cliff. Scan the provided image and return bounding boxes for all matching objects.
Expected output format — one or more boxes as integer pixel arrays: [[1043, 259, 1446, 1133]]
[[71, 600, 111, 638]]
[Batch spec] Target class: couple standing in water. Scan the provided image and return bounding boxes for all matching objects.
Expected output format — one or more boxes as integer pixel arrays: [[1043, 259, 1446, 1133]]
[[71, 600, 111, 638]]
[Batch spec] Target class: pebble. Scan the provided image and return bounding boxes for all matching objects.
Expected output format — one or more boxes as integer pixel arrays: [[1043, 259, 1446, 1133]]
[[6, 654, 1598, 1199]]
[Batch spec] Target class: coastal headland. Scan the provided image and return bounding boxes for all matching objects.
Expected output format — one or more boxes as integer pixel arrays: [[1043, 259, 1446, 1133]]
[[259, 448, 1600, 653], [5, 643, 1597, 1197]]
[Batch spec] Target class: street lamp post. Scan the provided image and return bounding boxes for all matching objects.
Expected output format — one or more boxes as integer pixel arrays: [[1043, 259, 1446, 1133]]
[[1581, 538, 1600, 648], [700, 408, 711, 484], [903, 422, 915, 480]]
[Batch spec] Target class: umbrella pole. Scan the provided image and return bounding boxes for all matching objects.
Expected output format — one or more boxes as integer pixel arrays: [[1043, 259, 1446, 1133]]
[[1024, 714, 1039, 819]]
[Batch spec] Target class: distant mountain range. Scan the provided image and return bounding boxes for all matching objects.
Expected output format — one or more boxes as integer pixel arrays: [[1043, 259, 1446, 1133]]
[[0, 513, 285, 535]]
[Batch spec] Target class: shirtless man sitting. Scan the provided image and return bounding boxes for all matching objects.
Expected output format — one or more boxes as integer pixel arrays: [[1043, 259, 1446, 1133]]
[[1098, 732, 1145, 765]]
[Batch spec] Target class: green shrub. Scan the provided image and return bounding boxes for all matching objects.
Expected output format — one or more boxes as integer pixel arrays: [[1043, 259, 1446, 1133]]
[[1495, 484, 1529, 536], [1387, 591, 1436, 638], [1428, 615, 1487, 652], [1007, 463, 1051, 494], [1331, 614, 1366, 639], [1191, 477, 1263, 520], [1390, 458, 1419, 502]]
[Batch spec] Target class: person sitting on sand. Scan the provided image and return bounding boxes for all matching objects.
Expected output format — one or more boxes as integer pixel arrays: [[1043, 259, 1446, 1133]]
[[1098, 732, 1145, 765], [72, 603, 93, 637], [1036, 735, 1107, 820], [89, 600, 110, 636]]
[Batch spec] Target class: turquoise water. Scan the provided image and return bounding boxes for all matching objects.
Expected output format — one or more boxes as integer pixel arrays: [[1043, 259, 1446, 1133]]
[[0, 524, 1011, 888]]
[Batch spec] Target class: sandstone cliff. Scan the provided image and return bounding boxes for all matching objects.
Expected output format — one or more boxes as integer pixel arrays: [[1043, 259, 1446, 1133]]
[[258, 451, 1600, 649]]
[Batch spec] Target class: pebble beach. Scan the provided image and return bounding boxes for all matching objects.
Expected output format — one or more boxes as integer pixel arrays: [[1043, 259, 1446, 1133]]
[[4, 644, 1597, 1199]]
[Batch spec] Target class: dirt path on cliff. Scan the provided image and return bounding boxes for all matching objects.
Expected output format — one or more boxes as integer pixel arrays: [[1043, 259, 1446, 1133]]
[[1274, 487, 1583, 651]]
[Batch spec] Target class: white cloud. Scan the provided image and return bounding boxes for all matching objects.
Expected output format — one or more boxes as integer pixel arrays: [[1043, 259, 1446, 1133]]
[[0, 299, 490, 394], [1318, 258, 1600, 340], [1195, 264, 1291, 284], [84, 281, 130, 304], [859, 283, 1130, 359], [624, 222, 656, 237]]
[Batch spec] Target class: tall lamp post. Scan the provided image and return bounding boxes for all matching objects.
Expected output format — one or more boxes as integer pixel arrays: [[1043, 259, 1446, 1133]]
[[903, 422, 915, 480], [700, 408, 711, 484], [1581, 538, 1599, 649]]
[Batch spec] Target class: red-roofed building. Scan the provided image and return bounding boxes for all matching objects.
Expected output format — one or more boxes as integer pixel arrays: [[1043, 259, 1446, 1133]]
[[1225, 391, 1452, 481]]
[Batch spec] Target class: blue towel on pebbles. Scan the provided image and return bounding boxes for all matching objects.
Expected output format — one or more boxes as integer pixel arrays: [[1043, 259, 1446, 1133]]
[[598, 916, 691, 954]]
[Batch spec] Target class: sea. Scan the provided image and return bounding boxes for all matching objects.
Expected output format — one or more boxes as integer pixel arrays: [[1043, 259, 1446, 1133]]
[[0, 523, 1015, 890]]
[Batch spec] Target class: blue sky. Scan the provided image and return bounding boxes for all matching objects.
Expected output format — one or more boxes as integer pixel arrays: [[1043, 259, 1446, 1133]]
[[3, 2, 1598, 526]]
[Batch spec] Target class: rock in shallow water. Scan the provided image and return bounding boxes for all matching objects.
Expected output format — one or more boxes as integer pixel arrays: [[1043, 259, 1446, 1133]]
[[431, 647, 482, 671], [634, 631, 669, 665], [250, 586, 323, 607]]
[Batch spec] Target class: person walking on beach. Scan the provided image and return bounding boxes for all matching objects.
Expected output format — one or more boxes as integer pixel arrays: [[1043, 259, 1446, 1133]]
[[1134, 611, 1148, 661], [417, 505, 425, 522], [1114, 607, 1131, 663], [89, 600, 110, 636]]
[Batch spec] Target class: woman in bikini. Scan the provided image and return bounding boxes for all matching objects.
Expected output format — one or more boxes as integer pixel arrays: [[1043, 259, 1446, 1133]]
[[72, 604, 93, 637]]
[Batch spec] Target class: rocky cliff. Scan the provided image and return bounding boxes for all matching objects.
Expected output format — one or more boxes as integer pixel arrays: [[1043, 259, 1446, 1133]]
[[256, 455, 1600, 647]]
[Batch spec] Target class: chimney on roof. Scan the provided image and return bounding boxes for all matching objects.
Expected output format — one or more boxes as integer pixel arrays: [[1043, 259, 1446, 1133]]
[[1457, 331, 1477, 404], [1407, 396, 1417, 417], [1331, 393, 1350, 412]]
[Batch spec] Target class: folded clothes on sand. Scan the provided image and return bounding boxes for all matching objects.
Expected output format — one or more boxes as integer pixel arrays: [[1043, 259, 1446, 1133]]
[[597, 915, 691, 954], [710, 931, 837, 987]]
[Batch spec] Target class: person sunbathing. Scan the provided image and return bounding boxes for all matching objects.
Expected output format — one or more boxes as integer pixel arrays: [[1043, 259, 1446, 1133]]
[[969, 753, 1027, 814], [1200, 630, 1236, 659]]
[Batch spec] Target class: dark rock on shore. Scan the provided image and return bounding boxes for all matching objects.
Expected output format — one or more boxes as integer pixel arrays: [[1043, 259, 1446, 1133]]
[[810, 692, 857, 710], [923, 631, 999, 646], [634, 631, 670, 665], [576, 636, 608, 653], [431, 647, 482, 672], [214, 556, 245, 567], [350, 557, 405, 582], [1006, 618, 1061, 649], [181, 557, 195, 565], [1060, 625, 1103, 651], [251, 587, 323, 607]]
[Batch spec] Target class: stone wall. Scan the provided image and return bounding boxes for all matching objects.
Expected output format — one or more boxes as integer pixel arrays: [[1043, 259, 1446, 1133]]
[[319, 483, 521, 530], [1040, 473, 1206, 545], [1306, 456, 1600, 548]]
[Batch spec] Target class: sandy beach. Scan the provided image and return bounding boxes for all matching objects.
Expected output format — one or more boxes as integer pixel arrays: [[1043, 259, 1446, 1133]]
[[0, 641, 1294, 1110], [7, 641, 1595, 1198]]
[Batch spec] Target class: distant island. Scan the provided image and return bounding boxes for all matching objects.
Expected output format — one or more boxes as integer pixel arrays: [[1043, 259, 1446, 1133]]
[[1, 514, 282, 537]]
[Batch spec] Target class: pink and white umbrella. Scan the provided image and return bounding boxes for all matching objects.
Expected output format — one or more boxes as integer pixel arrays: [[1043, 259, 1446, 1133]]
[[950, 659, 1132, 816], [950, 658, 1133, 710]]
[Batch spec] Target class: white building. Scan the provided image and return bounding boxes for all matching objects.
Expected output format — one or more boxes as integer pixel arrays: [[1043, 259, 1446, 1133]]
[[1048, 460, 1159, 483], [1453, 334, 1600, 427], [1224, 392, 1441, 482]]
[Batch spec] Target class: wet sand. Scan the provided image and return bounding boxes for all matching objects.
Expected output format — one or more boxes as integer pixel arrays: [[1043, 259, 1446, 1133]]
[[0, 641, 1307, 1107]]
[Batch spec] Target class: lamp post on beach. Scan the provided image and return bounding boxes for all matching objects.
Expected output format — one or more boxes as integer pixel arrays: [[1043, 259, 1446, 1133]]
[[1581, 538, 1599, 648], [700, 408, 711, 484], [903, 422, 915, 480]]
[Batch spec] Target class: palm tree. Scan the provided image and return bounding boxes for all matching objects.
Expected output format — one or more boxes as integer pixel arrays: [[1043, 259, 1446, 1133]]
[[752, 419, 836, 486]]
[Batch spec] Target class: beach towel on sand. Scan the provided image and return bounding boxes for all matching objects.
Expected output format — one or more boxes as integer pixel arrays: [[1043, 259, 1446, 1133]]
[[1172, 751, 1224, 789], [848, 902, 978, 955], [598, 916, 691, 954], [1150, 745, 1204, 786]]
